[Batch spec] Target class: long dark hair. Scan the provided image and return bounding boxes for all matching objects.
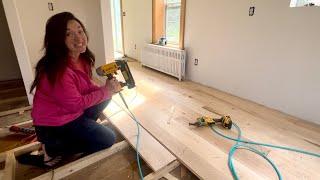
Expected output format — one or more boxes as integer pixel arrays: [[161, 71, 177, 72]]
[[30, 12, 95, 94]]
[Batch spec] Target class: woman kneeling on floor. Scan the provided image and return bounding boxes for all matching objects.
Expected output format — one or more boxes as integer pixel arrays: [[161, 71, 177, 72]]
[[26, 12, 121, 167]]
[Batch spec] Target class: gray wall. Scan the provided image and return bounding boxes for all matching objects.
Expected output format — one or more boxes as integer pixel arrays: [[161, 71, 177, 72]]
[[184, 0, 320, 124], [0, 1, 21, 81]]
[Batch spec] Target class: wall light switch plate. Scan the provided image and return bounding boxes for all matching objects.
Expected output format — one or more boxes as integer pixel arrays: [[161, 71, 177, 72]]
[[249, 6, 255, 16], [194, 59, 198, 66], [48, 2, 54, 11]]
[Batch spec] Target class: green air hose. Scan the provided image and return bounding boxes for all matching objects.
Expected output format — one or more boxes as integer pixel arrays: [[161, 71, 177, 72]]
[[111, 91, 144, 180], [210, 122, 320, 180]]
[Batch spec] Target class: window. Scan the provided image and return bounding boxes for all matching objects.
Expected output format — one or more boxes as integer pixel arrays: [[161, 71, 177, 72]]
[[290, 0, 320, 7], [165, 0, 181, 45], [152, 0, 186, 49]]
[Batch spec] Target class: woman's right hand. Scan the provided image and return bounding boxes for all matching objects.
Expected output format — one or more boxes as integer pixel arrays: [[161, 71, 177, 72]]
[[105, 78, 122, 94]]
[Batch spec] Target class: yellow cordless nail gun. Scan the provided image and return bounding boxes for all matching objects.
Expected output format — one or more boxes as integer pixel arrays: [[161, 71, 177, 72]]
[[189, 115, 233, 129], [96, 59, 135, 89]]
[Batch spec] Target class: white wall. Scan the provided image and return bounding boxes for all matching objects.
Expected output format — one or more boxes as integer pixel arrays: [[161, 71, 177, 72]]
[[54, 0, 114, 68], [122, 0, 152, 60], [15, 0, 111, 68], [0, 1, 21, 81], [3, 0, 114, 104], [184, 0, 320, 124], [101, 0, 115, 64], [15, 0, 55, 67]]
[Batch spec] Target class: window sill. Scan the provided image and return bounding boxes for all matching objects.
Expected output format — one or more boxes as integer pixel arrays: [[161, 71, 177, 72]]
[[151, 43, 181, 50], [166, 44, 179, 49]]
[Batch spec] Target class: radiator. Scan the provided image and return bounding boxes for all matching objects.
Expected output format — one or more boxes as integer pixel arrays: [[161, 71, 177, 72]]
[[141, 44, 186, 81]]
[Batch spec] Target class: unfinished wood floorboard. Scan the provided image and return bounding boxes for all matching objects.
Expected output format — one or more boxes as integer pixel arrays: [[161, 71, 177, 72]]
[[149, 96, 319, 179], [140, 76, 320, 178], [121, 95, 265, 179], [0, 106, 32, 117], [171, 83, 320, 145], [155, 82, 320, 150], [2, 152, 15, 180], [0, 152, 6, 163], [13, 142, 41, 157], [114, 61, 320, 179], [0, 120, 33, 139], [141, 93, 279, 178], [103, 96, 176, 172], [0, 109, 31, 128]]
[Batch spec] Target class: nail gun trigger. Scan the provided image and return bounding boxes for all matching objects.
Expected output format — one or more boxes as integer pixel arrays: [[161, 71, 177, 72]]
[[120, 82, 126, 87], [107, 74, 114, 80]]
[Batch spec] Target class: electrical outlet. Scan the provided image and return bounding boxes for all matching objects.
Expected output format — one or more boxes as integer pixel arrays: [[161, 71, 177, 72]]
[[194, 58, 198, 66], [134, 44, 136, 50]]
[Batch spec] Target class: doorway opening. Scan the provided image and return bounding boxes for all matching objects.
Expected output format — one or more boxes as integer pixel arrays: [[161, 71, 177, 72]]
[[0, 1, 29, 112], [111, 0, 125, 59]]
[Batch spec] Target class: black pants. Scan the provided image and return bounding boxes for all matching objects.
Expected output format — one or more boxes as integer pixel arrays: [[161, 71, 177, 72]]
[[35, 100, 115, 157]]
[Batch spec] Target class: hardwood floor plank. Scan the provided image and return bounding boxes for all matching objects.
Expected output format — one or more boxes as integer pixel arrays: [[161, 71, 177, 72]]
[[103, 97, 176, 172]]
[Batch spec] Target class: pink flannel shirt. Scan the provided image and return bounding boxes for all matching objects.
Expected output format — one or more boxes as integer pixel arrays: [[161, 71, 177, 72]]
[[32, 57, 110, 126]]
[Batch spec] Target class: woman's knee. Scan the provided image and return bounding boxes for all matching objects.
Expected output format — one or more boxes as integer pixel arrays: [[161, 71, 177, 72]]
[[90, 126, 116, 152], [100, 127, 116, 148]]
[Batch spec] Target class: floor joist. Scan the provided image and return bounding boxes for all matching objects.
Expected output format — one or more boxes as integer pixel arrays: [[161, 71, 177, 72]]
[[3, 152, 15, 180], [0, 141, 130, 180], [32, 141, 129, 180], [144, 160, 180, 180], [163, 173, 179, 180]]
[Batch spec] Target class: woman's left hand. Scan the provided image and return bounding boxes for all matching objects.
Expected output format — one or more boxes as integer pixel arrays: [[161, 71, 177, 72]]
[[105, 78, 122, 94]]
